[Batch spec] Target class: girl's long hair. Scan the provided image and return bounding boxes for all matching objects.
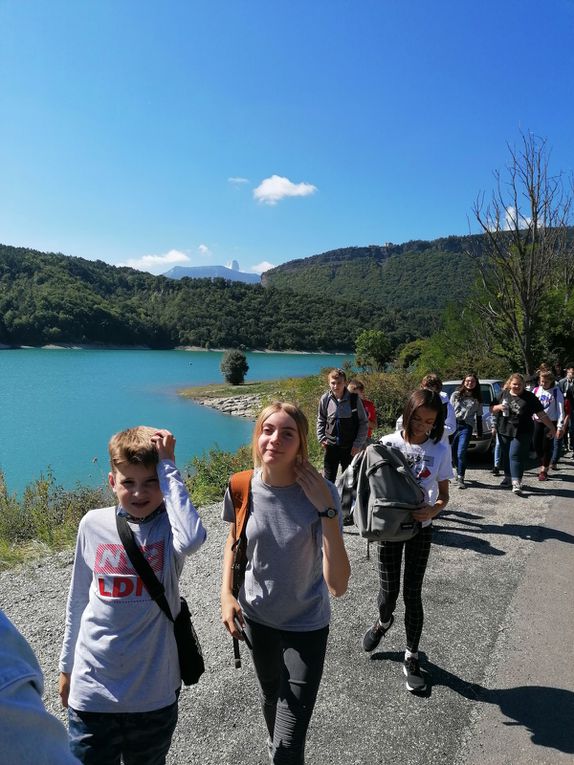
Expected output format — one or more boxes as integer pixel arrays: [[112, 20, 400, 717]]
[[456, 372, 482, 402], [252, 401, 309, 467], [402, 389, 445, 444]]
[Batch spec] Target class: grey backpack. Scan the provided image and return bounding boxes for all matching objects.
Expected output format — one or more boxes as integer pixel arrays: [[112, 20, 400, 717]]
[[340, 443, 425, 541]]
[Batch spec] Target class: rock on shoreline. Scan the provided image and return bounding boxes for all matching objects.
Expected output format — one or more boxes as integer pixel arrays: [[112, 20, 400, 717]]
[[195, 394, 261, 418]]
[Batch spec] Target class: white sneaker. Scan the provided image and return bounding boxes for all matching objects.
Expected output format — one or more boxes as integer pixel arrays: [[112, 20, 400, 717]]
[[512, 480, 522, 494], [457, 476, 466, 489]]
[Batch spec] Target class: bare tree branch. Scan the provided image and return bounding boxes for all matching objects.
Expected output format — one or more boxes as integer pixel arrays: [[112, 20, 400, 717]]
[[469, 133, 572, 375]]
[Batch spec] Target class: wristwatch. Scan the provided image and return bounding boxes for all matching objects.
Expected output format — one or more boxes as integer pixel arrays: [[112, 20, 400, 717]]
[[318, 507, 338, 519]]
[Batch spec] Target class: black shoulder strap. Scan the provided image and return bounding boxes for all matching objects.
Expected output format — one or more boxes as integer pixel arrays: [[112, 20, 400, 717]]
[[115, 512, 174, 623], [350, 391, 359, 433]]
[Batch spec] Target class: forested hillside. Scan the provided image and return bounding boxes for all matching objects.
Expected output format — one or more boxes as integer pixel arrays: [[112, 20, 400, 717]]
[[262, 235, 482, 309], [0, 244, 419, 351]]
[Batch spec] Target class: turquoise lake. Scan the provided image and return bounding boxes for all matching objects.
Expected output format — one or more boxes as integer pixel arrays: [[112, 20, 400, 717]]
[[0, 349, 350, 494]]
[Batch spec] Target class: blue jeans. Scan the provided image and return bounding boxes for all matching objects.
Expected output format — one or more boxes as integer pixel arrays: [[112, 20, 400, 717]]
[[552, 435, 563, 465], [498, 432, 530, 482], [494, 433, 501, 468], [68, 699, 178, 765], [451, 422, 472, 477], [244, 618, 329, 765]]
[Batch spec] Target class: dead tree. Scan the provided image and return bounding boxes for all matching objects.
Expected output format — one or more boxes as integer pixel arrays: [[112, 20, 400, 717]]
[[471, 133, 572, 376]]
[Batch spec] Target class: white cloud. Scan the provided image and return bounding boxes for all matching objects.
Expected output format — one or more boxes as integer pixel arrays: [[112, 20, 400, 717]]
[[250, 260, 275, 274], [253, 175, 317, 205], [504, 206, 531, 230], [228, 176, 250, 185], [197, 243, 212, 257], [120, 249, 191, 274]]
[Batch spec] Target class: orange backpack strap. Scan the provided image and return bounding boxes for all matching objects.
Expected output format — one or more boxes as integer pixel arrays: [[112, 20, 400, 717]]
[[228, 469, 253, 670], [229, 469, 254, 542]]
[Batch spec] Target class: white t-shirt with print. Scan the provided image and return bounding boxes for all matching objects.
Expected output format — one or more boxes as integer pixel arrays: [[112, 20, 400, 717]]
[[379, 431, 452, 526]]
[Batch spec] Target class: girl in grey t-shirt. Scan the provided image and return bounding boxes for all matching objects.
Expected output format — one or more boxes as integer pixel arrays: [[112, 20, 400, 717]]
[[221, 402, 350, 764]]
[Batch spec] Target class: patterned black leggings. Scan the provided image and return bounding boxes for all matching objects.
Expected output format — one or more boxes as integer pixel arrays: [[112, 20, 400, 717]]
[[377, 525, 433, 653]]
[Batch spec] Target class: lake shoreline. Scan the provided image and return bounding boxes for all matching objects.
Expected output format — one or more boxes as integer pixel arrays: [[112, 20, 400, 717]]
[[0, 343, 346, 355]]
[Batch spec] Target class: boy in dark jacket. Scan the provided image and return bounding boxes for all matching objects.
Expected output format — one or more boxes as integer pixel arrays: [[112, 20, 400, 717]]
[[317, 368, 368, 482]]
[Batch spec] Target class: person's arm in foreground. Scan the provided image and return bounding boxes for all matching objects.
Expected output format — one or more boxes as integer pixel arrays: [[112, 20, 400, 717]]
[[1, 611, 81, 764]]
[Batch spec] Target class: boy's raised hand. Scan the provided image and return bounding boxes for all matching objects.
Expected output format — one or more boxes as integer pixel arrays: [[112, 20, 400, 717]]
[[151, 429, 176, 461]]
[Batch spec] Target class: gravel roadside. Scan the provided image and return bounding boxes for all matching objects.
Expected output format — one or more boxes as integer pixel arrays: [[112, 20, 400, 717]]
[[1, 457, 572, 764]]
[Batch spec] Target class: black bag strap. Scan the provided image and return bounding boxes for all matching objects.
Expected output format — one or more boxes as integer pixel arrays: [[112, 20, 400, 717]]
[[348, 391, 359, 439], [115, 512, 175, 623]]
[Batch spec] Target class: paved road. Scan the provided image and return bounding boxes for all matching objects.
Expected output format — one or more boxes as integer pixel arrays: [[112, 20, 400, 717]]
[[2, 457, 573, 764]]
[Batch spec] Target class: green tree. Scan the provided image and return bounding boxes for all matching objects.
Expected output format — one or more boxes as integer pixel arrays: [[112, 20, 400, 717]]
[[355, 329, 391, 372], [220, 349, 249, 385]]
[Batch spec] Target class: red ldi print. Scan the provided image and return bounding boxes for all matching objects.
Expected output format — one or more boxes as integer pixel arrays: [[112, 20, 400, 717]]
[[94, 541, 164, 600], [94, 542, 164, 574]]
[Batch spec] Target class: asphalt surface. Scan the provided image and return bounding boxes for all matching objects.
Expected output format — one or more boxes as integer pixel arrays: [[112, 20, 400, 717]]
[[1, 455, 573, 764]]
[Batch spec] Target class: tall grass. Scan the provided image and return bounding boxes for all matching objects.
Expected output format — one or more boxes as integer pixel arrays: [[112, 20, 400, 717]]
[[0, 470, 112, 570]]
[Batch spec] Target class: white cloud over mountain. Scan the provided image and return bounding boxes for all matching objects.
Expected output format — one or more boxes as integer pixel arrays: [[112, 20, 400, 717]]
[[250, 261, 275, 274], [120, 249, 191, 274]]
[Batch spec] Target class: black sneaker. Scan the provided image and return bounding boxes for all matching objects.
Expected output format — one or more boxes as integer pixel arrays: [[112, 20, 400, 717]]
[[362, 614, 394, 652], [403, 655, 427, 692], [492, 466, 500, 476]]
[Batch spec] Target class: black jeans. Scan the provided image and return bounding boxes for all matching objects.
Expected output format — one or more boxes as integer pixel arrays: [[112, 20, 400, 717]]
[[244, 618, 329, 765], [323, 445, 353, 483]]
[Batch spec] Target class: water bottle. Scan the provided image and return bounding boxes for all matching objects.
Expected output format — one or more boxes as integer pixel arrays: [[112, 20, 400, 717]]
[[502, 400, 509, 417]]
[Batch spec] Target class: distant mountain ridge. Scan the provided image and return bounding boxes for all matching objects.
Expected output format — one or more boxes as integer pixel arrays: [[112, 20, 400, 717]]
[[0, 243, 396, 351], [163, 264, 260, 284]]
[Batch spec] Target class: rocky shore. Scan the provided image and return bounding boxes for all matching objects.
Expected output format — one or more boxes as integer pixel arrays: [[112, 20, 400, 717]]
[[193, 394, 262, 418]]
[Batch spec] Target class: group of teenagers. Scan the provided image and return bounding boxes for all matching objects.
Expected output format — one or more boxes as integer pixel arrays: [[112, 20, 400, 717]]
[[4, 363, 572, 764], [450, 365, 573, 495]]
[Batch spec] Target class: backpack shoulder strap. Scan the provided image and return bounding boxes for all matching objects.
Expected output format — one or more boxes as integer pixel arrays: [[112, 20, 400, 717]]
[[350, 391, 359, 431], [229, 469, 254, 541], [228, 469, 253, 670]]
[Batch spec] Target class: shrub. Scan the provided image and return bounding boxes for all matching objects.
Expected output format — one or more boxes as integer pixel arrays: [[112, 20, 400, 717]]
[[220, 349, 249, 385], [187, 445, 253, 506]]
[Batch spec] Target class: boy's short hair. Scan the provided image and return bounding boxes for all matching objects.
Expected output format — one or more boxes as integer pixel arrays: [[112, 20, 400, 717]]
[[328, 368, 347, 381], [566, 362, 574, 370], [108, 426, 159, 472], [420, 373, 442, 392]]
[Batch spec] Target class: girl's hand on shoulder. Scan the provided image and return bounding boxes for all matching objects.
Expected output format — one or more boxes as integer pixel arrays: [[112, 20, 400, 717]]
[[151, 429, 176, 461], [294, 459, 333, 512]]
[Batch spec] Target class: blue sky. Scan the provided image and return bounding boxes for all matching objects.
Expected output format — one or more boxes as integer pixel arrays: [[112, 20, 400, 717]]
[[1, 0, 573, 276]]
